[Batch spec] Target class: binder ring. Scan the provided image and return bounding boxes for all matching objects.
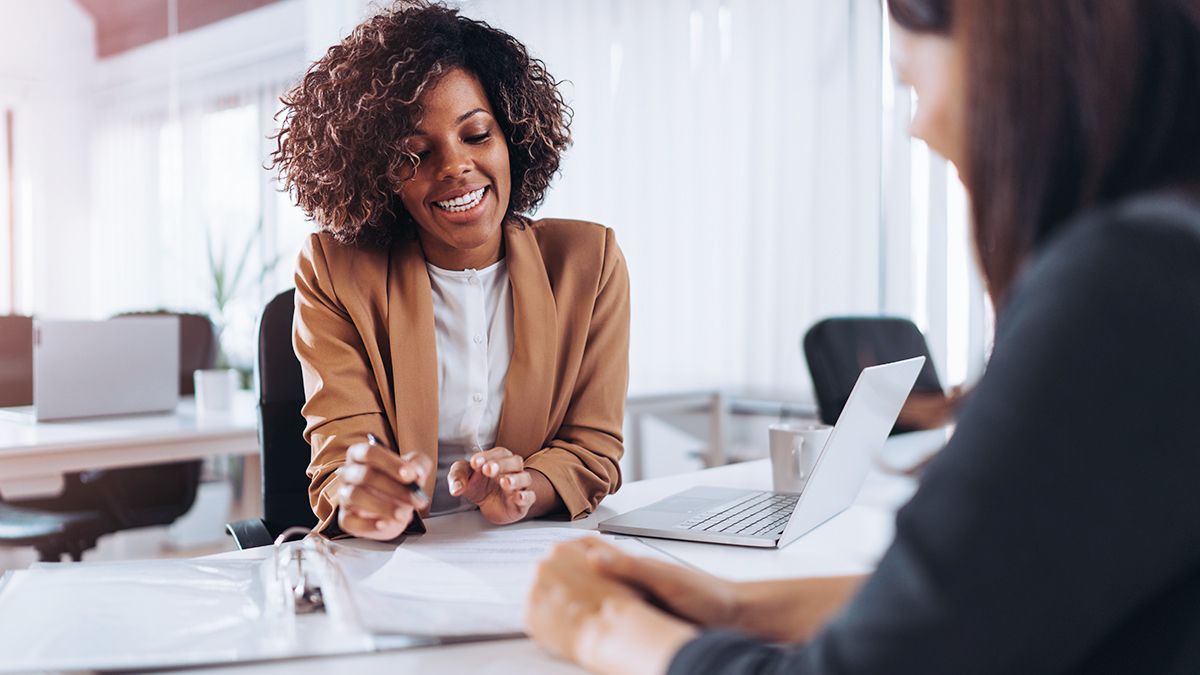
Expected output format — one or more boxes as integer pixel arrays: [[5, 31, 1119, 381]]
[[273, 526, 327, 614]]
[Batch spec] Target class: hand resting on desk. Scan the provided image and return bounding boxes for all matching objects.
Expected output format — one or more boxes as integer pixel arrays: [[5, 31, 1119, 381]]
[[334, 441, 431, 540], [526, 537, 864, 675], [448, 447, 549, 525]]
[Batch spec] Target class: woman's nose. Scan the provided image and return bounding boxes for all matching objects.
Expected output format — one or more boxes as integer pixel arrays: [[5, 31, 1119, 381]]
[[436, 146, 472, 181]]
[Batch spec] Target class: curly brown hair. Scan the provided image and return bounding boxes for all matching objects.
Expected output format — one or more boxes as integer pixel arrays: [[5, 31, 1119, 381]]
[[270, 1, 572, 248]]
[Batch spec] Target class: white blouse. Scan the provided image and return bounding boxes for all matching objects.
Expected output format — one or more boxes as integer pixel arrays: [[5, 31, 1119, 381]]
[[426, 258, 514, 463]]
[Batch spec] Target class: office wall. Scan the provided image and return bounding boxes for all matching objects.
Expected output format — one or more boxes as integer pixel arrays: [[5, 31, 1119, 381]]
[[0, 0, 96, 317]]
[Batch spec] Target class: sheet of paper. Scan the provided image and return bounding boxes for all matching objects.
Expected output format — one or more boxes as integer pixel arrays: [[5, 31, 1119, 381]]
[[359, 527, 603, 604], [336, 527, 681, 637]]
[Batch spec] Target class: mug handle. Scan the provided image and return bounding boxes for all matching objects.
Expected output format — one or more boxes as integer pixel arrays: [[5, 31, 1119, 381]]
[[792, 436, 806, 478]]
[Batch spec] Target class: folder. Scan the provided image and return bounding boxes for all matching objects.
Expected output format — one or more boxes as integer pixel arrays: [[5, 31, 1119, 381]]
[[0, 527, 527, 673]]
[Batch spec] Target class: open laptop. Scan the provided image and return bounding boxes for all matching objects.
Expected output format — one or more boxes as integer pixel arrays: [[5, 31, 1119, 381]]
[[0, 317, 180, 422], [600, 356, 924, 548]]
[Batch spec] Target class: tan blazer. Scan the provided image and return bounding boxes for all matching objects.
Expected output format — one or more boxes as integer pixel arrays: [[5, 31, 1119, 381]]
[[293, 219, 630, 532]]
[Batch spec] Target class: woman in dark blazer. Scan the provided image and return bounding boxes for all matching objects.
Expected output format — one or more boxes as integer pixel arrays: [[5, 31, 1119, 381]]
[[271, 1, 629, 540], [525, 1, 1200, 673]]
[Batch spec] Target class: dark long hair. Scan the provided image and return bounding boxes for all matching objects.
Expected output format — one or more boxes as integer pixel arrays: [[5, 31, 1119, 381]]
[[888, 0, 1200, 306]]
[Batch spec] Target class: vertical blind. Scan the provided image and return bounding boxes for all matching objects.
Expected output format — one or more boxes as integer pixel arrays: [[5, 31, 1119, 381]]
[[462, 0, 888, 396]]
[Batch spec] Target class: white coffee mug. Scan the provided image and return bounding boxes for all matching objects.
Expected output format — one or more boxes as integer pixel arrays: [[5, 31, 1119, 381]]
[[194, 368, 238, 414], [768, 422, 833, 494]]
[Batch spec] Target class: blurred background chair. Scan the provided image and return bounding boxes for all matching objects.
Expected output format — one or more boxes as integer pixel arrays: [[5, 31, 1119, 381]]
[[226, 289, 316, 548], [0, 312, 217, 561], [803, 317, 947, 435], [0, 315, 34, 407]]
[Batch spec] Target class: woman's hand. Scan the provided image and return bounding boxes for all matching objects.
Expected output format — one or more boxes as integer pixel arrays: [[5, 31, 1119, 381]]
[[585, 537, 742, 628], [448, 447, 540, 524], [334, 440, 431, 540], [526, 538, 698, 675]]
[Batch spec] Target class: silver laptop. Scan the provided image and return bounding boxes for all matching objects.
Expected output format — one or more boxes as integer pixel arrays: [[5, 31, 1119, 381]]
[[0, 317, 180, 422], [600, 356, 924, 548]]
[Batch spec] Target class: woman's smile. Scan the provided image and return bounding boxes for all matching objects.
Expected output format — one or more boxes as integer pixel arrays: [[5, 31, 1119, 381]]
[[431, 184, 492, 222]]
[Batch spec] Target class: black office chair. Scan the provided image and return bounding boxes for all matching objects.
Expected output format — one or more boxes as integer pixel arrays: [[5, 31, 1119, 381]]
[[226, 289, 317, 549], [803, 316, 945, 435], [2, 313, 216, 560]]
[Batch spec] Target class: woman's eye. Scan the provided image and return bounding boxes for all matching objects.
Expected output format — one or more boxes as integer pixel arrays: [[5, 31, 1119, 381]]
[[415, 150, 431, 160], [465, 133, 490, 144]]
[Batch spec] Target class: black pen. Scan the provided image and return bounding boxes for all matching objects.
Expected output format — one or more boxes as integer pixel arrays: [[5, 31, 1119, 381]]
[[367, 433, 429, 505]]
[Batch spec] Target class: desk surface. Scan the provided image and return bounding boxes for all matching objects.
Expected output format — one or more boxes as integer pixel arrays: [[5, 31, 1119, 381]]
[[0, 391, 258, 499], [154, 430, 945, 675]]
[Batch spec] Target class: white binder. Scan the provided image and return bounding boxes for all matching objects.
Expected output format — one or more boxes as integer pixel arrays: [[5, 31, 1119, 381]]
[[0, 527, 523, 673]]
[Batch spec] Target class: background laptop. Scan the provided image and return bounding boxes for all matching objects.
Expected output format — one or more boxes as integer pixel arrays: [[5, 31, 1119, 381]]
[[600, 356, 924, 548], [0, 317, 180, 422]]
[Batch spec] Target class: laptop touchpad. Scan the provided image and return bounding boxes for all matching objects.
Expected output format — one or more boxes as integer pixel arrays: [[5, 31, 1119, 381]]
[[653, 497, 716, 514]]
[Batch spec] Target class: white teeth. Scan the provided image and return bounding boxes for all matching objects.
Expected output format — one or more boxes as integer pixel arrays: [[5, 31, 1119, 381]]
[[435, 187, 486, 213]]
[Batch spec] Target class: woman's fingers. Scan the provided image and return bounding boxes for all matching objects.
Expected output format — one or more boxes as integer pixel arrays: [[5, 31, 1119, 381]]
[[337, 482, 412, 520], [340, 441, 429, 504], [347, 441, 432, 486], [468, 447, 515, 474], [338, 460, 426, 508], [397, 451, 433, 484], [499, 470, 533, 491], [481, 454, 524, 478], [448, 460, 471, 495], [338, 504, 410, 540], [507, 489, 536, 508]]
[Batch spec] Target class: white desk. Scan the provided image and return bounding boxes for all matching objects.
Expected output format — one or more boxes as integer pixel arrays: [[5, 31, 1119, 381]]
[[151, 430, 945, 675], [0, 392, 259, 500]]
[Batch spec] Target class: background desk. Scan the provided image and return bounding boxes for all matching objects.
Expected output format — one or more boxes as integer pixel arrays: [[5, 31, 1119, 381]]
[[151, 430, 946, 675], [0, 392, 258, 500]]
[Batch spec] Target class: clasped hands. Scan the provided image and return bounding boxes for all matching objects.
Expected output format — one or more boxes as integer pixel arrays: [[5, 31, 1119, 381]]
[[335, 440, 539, 541]]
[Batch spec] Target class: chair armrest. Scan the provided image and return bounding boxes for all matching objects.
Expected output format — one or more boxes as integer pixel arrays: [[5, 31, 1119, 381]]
[[225, 518, 273, 550]]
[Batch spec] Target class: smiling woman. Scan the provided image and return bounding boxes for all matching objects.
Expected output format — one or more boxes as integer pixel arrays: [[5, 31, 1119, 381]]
[[270, 0, 629, 542]]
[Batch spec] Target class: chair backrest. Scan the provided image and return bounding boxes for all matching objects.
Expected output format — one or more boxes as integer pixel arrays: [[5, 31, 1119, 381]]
[[257, 289, 317, 534], [803, 316, 943, 433], [0, 315, 33, 407]]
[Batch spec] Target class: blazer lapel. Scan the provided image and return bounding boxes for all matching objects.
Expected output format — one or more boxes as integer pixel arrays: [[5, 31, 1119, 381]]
[[497, 223, 557, 455], [386, 237, 440, 500]]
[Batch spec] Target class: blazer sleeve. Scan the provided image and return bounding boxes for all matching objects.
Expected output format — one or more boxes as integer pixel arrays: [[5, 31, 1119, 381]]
[[523, 228, 630, 519], [293, 234, 392, 534]]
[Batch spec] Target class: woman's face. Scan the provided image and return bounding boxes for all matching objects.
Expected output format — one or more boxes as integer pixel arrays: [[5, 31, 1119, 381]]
[[890, 21, 966, 170], [398, 67, 511, 268]]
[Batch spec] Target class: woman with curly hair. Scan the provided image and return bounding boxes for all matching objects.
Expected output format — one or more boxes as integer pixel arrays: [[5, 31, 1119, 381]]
[[271, 1, 628, 540]]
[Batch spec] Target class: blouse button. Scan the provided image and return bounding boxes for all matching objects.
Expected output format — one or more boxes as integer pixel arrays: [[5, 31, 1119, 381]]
[[468, 275, 479, 286], [472, 392, 484, 403], [473, 333, 484, 344]]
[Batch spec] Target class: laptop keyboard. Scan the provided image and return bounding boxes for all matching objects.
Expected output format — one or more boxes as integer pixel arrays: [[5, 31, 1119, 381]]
[[675, 491, 799, 538]]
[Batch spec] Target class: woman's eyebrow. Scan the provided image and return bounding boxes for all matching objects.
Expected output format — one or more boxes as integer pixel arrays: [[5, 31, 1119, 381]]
[[456, 108, 488, 123], [407, 108, 490, 137]]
